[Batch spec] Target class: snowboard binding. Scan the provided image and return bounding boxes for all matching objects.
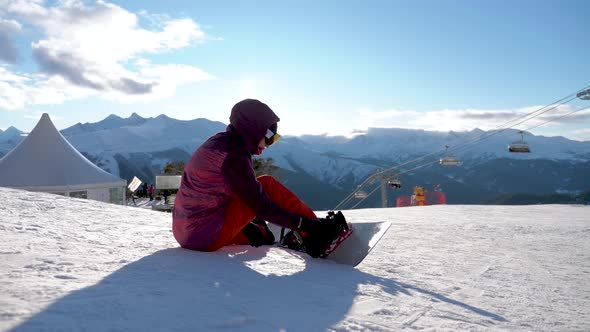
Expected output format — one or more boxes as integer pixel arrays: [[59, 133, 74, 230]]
[[280, 211, 353, 258]]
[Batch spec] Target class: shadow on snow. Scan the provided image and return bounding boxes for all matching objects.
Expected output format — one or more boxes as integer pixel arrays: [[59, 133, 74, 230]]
[[12, 247, 506, 331]]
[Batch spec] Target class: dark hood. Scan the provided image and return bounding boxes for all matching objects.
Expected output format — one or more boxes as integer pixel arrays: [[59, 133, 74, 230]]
[[228, 99, 280, 153]]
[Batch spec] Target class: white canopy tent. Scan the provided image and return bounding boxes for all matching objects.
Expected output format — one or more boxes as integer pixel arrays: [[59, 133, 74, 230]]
[[0, 113, 126, 204]]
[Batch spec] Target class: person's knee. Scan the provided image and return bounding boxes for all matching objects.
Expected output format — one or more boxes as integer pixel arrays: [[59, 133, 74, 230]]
[[256, 174, 275, 183], [257, 175, 279, 189]]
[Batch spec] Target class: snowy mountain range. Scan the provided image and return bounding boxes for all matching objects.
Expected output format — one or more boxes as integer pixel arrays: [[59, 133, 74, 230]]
[[1, 113, 589, 208], [0, 126, 24, 151]]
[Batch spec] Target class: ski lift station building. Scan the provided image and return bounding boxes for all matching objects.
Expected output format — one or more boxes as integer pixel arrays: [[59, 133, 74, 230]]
[[0, 113, 126, 204]]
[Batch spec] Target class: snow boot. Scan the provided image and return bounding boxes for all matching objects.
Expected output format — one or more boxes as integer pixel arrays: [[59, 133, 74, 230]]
[[280, 228, 305, 251], [281, 211, 349, 258]]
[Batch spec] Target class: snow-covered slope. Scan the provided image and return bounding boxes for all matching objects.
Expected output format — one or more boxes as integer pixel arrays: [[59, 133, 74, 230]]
[[1, 188, 588, 331]]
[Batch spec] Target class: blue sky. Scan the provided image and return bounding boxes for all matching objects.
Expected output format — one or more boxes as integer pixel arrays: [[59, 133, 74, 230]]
[[1, 0, 589, 140]]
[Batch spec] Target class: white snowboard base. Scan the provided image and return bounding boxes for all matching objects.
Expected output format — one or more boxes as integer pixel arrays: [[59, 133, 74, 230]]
[[268, 221, 391, 267], [327, 221, 391, 266]]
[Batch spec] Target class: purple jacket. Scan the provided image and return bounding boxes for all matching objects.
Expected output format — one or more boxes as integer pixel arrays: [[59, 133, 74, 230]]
[[172, 100, 301, 250]]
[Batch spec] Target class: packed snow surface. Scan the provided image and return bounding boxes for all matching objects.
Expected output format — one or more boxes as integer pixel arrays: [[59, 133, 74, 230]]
[[1, 187, 589, 331]]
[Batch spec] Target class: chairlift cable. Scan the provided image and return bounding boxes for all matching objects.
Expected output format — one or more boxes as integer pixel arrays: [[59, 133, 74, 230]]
[[334, 146, 447, 209], [521, 106, 590, 133], [441, 83, 590, 156], [335, 83, 590, 210], [473, 84, 590, 136], [349, 182, 381, 209], [349, 159, 441, 209], [417, 85, 590, 180], [404, 85, 589, 168], [443, 94, 582, 157]]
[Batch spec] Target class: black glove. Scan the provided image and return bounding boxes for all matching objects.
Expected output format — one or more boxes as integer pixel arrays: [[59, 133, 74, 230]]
[[241, 218, 275, 247], [298, 211, 347, 258]]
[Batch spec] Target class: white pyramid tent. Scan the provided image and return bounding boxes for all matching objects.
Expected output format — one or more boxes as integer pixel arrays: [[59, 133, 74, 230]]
[[0, 113, 126, 204]]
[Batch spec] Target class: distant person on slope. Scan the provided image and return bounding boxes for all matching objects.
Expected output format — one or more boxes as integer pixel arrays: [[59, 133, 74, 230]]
[[148, 184, 154, 201], [172, 99, 343, 258]]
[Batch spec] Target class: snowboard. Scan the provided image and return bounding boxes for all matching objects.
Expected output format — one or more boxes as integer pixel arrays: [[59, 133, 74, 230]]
[[268, 220, 391, 267]]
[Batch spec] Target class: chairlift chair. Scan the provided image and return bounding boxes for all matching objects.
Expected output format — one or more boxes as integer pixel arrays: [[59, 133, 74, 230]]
[[388, 179, 402, 189], [577, 89, 590, 100], [508, 131, 531, 153], [439, 145, 460, 166], [354, 190, 368, 199], [439, 156, 461, 166], [508, 143, 530, 153]]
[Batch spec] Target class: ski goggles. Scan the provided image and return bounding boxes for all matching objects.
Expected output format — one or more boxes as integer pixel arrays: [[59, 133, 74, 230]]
[[264, 128, 281, 146]]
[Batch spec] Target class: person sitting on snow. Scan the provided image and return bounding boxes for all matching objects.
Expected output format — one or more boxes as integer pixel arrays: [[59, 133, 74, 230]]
[[172, 99, 344, 258]]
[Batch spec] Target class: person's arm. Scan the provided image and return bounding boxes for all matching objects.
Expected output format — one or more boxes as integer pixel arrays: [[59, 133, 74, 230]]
[[222, 151, 300, 229]]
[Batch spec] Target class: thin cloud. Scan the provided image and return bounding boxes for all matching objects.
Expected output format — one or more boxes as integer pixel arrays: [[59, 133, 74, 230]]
[[0, 19, 22, 63], [456, 111, 516, 121], [537, 108, 590, 123], [111, 78, 156, 95], [32, 45, 105, 91], [23, 111, 63, 121], [0, 0, 215, 109], [350, 129, 368, 135], [570, 128, 590, 141], [353, 105, 589, 134], [0, 34, 19, 63]]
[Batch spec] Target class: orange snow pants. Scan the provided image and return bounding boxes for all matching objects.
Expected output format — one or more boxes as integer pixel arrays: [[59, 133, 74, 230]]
[[206, 175, 317, 251]]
